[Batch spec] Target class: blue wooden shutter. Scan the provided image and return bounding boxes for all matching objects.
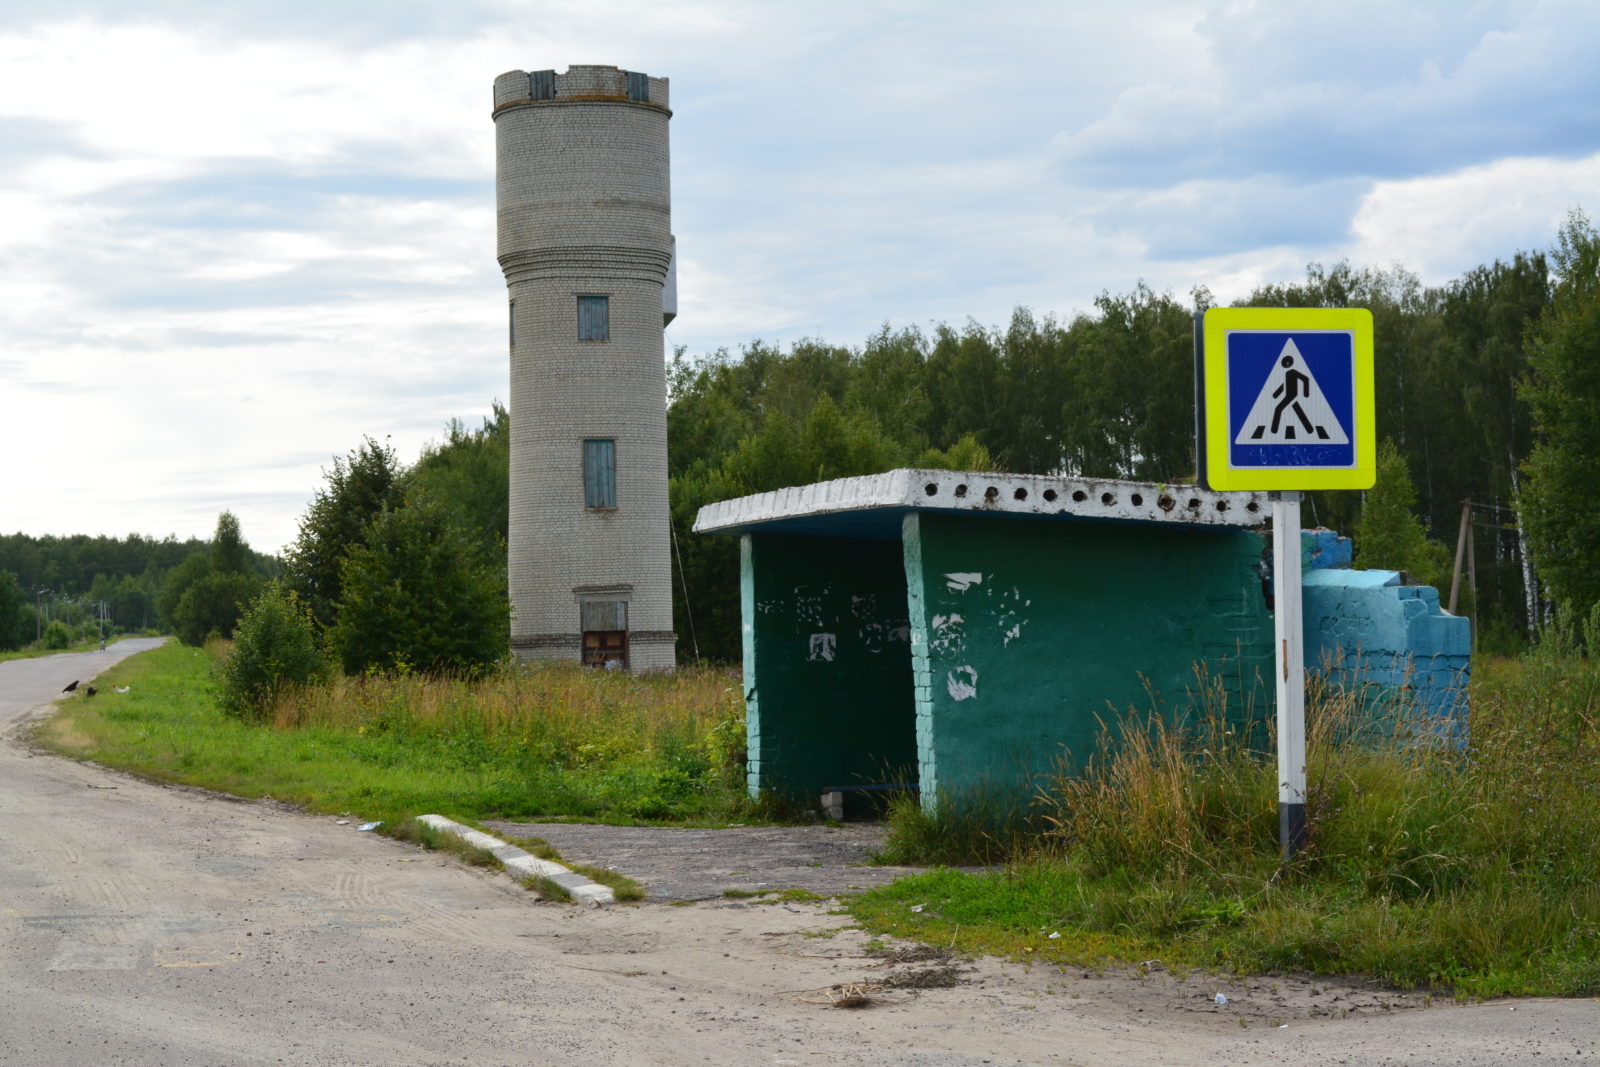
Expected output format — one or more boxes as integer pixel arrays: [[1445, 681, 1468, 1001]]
[[578, 295, 609, 340], [626, 71, 648, 102], [583, 439, 616, 508]]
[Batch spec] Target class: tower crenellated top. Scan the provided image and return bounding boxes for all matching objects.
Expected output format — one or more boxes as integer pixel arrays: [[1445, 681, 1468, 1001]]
[[493, 65, 669, 115]]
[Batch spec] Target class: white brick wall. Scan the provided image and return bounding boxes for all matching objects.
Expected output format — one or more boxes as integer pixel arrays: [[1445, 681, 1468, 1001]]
[[495, 65, 677, 672]]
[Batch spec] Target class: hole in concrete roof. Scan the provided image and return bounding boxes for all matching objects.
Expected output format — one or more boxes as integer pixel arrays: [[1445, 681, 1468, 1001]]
[[1101, 492, 1116, 505], [1131, 493, 1144, 507], [1187, 498, 1201, 509], [984, 486, 1000, 501], [1246, 501, 1260, 513], [925, 482, 939, 496], [1216, 500, 1230, 511], [1043, 489, 1058, 502], [1158, 495, 1175, 511], [1014, 488, 1028, 501], [954, 483, 968, 497], [1072, 490, 1087, 502]]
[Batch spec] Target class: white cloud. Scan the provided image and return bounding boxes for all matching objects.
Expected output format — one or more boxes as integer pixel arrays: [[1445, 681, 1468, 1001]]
[[0, 0, 1595, 554], [1348, 152, 1600, 282]]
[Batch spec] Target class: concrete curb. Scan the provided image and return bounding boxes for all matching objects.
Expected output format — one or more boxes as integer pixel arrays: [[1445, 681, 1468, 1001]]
[[418, 814, 616, 907]]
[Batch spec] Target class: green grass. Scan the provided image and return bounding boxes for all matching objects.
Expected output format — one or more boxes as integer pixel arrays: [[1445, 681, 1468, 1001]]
[[720, 886, 828, 903], [852, 656, 1600, 998], [36, 640, 753, 829]]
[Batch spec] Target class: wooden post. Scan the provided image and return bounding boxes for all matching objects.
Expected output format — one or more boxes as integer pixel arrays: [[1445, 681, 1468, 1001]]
[[1467, 514, 1478, 650], [1449, 499, 1471, 616]]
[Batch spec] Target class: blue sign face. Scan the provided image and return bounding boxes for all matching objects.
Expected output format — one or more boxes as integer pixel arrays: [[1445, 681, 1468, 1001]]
[[1225, 330, 1357, 470]]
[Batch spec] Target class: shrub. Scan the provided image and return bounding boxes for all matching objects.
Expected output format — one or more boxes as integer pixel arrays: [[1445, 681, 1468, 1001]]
[[40, 619, 71, 650], [220, 583, 327, 721], [328, 495, 508, 677]]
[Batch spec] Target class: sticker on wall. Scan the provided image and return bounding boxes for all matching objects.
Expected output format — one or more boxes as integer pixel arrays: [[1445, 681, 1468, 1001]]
[[808, 633, 836, 662], [944, 572, 982, 592], [946, 665, 978, 701]]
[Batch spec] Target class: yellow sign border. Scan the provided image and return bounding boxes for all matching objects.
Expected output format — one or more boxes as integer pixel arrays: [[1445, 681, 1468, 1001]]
[[1201, 307, 1375, 491]]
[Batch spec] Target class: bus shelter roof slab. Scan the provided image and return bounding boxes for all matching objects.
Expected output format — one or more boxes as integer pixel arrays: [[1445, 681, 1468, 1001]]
[[693, 468, 1269, 541]]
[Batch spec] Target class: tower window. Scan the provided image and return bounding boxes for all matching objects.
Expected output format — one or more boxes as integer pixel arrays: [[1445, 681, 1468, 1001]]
[[626, 71, 649, 102], [583, 438, 616, 509], [577, 295, 609, 341], [508, 299, 515, 350]]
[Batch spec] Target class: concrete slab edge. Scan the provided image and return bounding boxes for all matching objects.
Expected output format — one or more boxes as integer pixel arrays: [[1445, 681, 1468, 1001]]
[[417, 814, 616, 907]]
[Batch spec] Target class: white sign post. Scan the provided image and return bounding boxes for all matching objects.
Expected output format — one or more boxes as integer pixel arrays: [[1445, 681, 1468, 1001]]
[[1197, 308, 1374, 863], [1272, 491, 1306, 859]]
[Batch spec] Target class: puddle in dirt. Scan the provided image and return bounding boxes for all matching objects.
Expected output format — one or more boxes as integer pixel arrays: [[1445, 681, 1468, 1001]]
[[483, 821, 971, 902]]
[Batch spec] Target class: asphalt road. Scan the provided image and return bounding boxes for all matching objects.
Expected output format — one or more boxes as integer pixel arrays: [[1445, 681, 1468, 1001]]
[[1, 642, 1595, 1066]]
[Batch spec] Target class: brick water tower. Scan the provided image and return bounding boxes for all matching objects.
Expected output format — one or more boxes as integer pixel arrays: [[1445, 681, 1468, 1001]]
[[493, 65, 677, 671]]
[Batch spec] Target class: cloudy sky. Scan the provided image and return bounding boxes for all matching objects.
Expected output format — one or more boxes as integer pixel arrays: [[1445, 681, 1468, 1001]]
[[2, 0, 1596, 554]]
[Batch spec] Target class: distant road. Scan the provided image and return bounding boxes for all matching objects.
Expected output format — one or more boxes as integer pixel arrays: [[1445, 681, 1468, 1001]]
[[0, 636, 168, 722]]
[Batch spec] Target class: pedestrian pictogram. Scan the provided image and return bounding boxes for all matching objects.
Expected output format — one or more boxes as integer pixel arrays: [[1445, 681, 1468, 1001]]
[[1233, 339, 1349, 446], [1196, 307, 1375, 491]]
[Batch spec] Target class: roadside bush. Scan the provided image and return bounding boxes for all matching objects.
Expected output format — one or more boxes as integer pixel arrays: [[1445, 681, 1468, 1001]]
[[172, 571, 262, 646], [40, 619, 71, 649], [327, 495, 508, 677], [220, 583, 327, 721]]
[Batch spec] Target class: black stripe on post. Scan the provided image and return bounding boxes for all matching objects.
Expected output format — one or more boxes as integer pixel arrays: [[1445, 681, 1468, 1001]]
[[1279, 801, 1306, 862]]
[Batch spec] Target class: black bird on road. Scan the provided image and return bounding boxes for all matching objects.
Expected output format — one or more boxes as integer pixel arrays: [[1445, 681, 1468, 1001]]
[[61, 680, 79, 693]]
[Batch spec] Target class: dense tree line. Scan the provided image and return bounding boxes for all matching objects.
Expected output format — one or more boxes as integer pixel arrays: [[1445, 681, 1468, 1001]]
[[0, 527, 277, 651], [666, 215, 1600, 662]]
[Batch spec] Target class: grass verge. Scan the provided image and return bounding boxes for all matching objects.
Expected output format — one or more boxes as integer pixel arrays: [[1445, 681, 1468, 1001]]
[[36, 640, 751, 829], [854, 654, 1600, 998]]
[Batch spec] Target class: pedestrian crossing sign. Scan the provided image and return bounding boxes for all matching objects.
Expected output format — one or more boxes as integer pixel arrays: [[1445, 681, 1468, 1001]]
[[1198, 307, 1375, 491]]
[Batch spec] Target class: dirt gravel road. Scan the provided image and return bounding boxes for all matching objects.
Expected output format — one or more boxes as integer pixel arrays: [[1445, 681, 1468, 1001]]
[[1, 643, 1594, 1065]]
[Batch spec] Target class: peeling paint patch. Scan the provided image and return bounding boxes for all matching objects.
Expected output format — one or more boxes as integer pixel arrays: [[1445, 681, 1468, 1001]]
[[808, 633, 836, 662], [793, 584, 828, 628], [929, 613, 966, 655], [947, 665, 978, 701], [944, 572, 982, 592]]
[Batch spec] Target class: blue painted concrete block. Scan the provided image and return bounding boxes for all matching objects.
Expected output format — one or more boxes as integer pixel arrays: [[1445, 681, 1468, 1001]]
[[1299, 555, 1470, 740], [1302, 529, 1353, 570]]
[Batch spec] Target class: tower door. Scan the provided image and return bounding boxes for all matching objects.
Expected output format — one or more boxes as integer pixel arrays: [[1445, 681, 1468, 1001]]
[[581, 599, 628, 669]]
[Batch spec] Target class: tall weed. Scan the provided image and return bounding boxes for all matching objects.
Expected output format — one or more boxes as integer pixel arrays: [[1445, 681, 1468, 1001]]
[[263, 660, 748, 820], [864, 653, 1600, 994]]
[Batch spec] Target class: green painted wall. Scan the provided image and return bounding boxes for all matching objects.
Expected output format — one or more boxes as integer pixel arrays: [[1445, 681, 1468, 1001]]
[[742, 533, 917, 800], [903, 512, 1274, 804]]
